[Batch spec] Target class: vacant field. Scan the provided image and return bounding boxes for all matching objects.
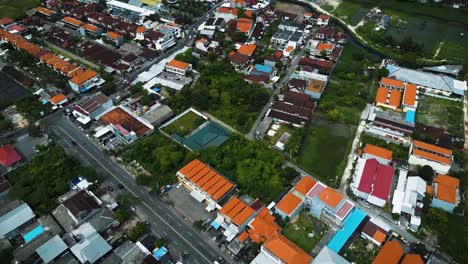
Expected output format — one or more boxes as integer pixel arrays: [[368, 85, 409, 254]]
[[297, 119, 355, 187], [163, 111, 205, 136], [0, 0, 39, 19], [0, 72, 30, 108], [282, 212, 327, 252], [416, 96, 463, 137], [333, 1, 370, 26]]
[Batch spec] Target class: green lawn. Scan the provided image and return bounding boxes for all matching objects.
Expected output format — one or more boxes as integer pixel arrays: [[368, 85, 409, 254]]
[[416, 96, 464, 137], [439, 214, 468, 263], [163, 111, 206, 136], [264, 124, 296, 145], [297, 119, 355, 187], [282, 212, 327, 252], [0, 0, 39, 19], [333, 2, 370, 25]]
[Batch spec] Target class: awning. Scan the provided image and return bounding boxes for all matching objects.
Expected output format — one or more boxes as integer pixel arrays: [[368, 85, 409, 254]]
[[190, 190, 205, 203], [211, 220, 221, 230]]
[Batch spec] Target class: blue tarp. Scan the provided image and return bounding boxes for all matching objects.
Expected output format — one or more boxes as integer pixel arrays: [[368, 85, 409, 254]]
[[23, 225, 44, 243], [152, 87, 160, 93], [41, 99, 49, 105], [153, 246, 168, 260], [211, 220, 221, 229], [405, 110, 415, 123], [327, 208, 366, 253], [254, 64, 273, 73]]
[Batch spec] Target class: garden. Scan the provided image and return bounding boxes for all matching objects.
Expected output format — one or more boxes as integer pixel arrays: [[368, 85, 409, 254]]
[[282, 212, 327, 252], [162, 110, 206, 137], [416, 96, 464, 137]]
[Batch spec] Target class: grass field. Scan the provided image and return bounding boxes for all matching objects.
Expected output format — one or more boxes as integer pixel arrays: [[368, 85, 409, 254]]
[[297, 119, 355, 187], [264, 124, 295, 145], [163, 111, 206, 136], [282, 212, 327, 252], [0, 0, 39, 19], [333, 2, 370, 26], [416, 96, 464, 137]]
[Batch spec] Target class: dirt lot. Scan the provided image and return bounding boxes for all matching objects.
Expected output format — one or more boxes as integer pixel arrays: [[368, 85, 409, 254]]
[[275, 2, 307, 16]]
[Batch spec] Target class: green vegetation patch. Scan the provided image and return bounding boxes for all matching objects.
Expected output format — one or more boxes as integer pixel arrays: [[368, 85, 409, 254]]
[[360, 133, 409, 160], [282, 212, 327, 252], [343, 237, 378, 264], [333, 2, 369, 25], [297, 120, 355, 187], [0, 0, 39, 20], [163, 111, 206, 137], [123, 131, 193, 188], [416, 96, 464, 137], [9, 144, 100, 214], [167, 61, 270, 133]]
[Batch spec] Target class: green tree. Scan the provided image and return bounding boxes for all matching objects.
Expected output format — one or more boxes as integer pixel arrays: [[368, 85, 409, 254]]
[[419, 165, 434, 183], [101, 81, 116, 96], [424, 208, 448, 232], [128, 222, 147, 242]]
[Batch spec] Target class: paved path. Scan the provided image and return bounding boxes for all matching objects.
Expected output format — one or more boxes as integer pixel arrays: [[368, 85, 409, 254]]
[[339, 120, 365, 191]]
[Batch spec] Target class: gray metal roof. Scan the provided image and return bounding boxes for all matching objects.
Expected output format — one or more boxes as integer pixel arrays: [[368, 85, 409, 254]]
[[423, 65, 463, 76], [70, 223, 112, 263], [386, 65, 467, 95], [312, 246, 350, 264], [0, 203, 35, 239], [36, 235, 68, 263]]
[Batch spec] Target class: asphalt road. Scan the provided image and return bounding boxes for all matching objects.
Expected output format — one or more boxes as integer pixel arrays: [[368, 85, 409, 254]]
[[44, 115, 230, 264]]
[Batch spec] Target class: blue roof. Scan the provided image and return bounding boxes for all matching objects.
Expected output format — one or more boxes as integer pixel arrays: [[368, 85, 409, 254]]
[[23, 225, 44, 243], [327, 208, 366, 253], [36, 235, 68, 263], [405, 110, 415, 123], [153, 246, 168, 260], [254, 64, 273, 73], [211, 220, 221, 229]]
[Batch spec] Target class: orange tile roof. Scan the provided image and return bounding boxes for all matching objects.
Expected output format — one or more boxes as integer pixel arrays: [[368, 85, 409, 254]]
[[198, 37, 207, 43], [248, 208, 280, 243], [319, 14, 329, 20], [46, 56, 61, 66], [401, 254, 424, 264], [50, 94, 67, 105], [413, 140, 452, 156], [178, 159, 235, 201], [67, 67, 84, 78], [381, 77, 404, 88], [373, 230, 387, 244], [372, 240, 404, 264], [275, 192, 302, 215], [136, 26, 147, 33], [69, 69, 98, 85], [39, 52, 54, 62], [316, 42, 334, 51], [304, 12, 312, 17], [318, 187, 343, 208], [364, 144, 393, 161], [221, 198, 256, 226], [233, 0, 245, 5], [237, 44, 256, 56], [426, 185, 434, 195], [236, 18, 253, 33], [375, 87, 389, 104], [167, 59, 190, 70], [63, 16, 83, 27], [106, 31, 122, 39], [294, 176, 317, 195], [285, 46, 294, 53], [82, 24, 99, 32], [53, 60, 69, 70], [433, 174, 459, 204], [237, 231, 249, 242], [412, 149, 452, 165], [388, 90, 402, 107], [403, 83, 417, 106], [244, 10, 253, 18], [36, 7, 54, 16], [263, 232, 313, 264]]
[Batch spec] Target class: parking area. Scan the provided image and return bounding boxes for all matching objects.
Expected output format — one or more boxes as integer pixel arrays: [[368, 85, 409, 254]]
[[161, 184, 215, 223]]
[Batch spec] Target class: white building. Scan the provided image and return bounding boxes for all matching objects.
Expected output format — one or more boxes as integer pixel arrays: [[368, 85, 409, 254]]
[[392, 170, 425, 230], [165, 59, 192, 76], [408, 140, 452, 174]]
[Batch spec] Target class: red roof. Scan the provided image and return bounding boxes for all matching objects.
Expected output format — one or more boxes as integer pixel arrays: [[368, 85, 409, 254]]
[[0, 144, 21, 167], [358, 159, 394, 201], [0, 18, 14, 26]]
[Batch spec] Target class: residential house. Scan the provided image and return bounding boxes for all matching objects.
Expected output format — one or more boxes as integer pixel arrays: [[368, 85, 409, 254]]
[[214, 197, 257, 241], [8, 25, 27, 35], [237, 43, 257, 57], [246, 208, 281, 243], [299, 57, 335, 74], [312, 42, 335, 57], [193, 38, 220, 58], [392, 170, 425, 229], [72, 92, 113, 123], [35, 7, 56, 19], [264, 50, 283, 68], [266, 91, 316, 127], [250, 232, 313, 264], [155, 34, 176, 51], [274, 192, 303, 220], [401, 254, 424, 264], [313, 27, 335, 42], [431, 174, 460, 212], [288, 78, 307, 91], [176, 159, 236, 210], [68, 69, 103, 93], [372, 240, 404, 264], [237, 18, 254, 36], [316, 15, 330, 26], [105, 31, 124, 46], [49, 93, 68, 107], [215, 7, 238, 22], [292, 176, 317, 200], [165, 59, 192, 76], [36, 235, 69, 264], [79, 24, 102, 38], [401, 83, 418, 112], [0, 17, 15, 29], [301, 72, 328, 99], [327, 208, 367, 253], [0, 202, 35, 239], [0, 144, 22, 168], [363, 144, 393, 165], [408, 140, 453, 174], [69, 223, 112, 263], [62, 16, 84, 29], [312, 246, 350, 264], [375, 87, 402, 110], [52, 190, 101, 232], [351, 158, 395, 207], [229, 51, 251, 69], [305, 183, 355, 225], [361, 217, 390, 246]]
